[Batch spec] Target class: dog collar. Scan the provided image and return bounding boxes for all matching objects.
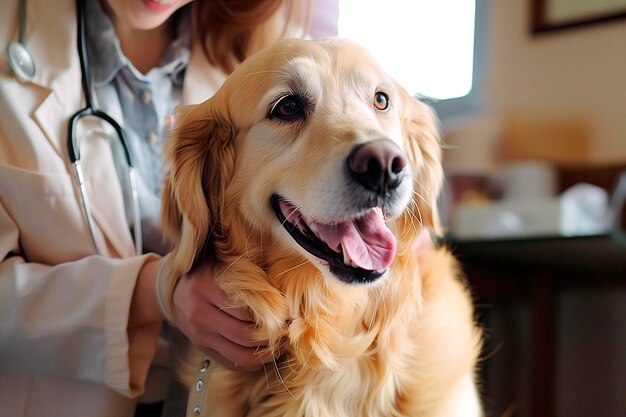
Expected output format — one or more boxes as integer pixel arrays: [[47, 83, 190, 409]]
[[186, 358, 210, 416]]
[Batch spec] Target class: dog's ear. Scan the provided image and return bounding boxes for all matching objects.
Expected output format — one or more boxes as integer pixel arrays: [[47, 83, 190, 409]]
[[161, 100, 236, 276], [396, 85, 444, 235]]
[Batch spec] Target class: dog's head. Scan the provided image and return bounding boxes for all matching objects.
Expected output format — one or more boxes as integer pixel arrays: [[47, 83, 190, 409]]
[[162, 38, 442, 286]]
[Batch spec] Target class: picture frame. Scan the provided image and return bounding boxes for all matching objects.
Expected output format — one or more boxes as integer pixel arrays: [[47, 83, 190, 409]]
[[532, 0, 626, 34]]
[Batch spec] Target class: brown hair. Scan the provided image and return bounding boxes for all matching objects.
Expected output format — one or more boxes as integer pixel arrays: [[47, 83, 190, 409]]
[[193, 0, 311, 73]]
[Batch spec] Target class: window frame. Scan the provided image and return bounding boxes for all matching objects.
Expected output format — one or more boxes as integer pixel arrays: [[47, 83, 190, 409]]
[[428, 0, 489, 123]]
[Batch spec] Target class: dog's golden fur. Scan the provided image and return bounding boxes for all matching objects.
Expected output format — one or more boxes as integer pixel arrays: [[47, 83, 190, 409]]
[[162, 38, 482, 417]]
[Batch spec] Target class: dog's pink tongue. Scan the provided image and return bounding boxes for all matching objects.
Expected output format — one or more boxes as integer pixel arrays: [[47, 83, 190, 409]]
[[313, 209, 396, 270]]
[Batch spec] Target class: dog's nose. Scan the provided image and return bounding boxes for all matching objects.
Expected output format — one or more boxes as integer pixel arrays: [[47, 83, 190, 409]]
[[347, 139, 408, 193]]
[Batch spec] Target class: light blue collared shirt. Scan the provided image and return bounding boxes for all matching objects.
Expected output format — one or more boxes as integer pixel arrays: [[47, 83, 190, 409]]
[[85, 0, 190, 254]]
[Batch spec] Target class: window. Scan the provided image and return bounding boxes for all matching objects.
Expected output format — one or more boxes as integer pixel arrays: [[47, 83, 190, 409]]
[[336, 0, 486, 120]]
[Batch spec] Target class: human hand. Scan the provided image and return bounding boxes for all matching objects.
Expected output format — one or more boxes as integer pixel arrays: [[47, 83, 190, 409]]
[[171, 262, 278, 371]]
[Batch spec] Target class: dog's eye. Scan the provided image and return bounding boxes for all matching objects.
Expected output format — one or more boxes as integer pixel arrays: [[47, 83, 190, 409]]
[[270, 95, 305, 121], [373, 92, 390, 112]]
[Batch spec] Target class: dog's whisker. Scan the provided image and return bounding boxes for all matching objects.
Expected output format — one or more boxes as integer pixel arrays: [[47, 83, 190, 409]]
[[278, 358, 300, 376], [396, 203, 416, 243], [275, 260, 309, 277], [408, 196, 426, 232], [279, 203, 306, 230], [273, 358, 297, 399], [261, 356, 271, 390], [411, 196, 425, 229], [273, 357, 298, 379], [394, 195, 422, 245], [413, 175, 429, 192], [312, 272, 324, 295], [368, 285, 386, 331], [215, 252, 247, 278], [294, 343, 314, 378], [411, 185, 432, 209], [379, 282, 393, 318], [412, 177, 433, 206], [242, 225, 258, 260]]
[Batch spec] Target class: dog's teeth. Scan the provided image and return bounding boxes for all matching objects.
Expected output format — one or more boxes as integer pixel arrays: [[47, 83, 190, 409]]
[[342, 245, 351, 265], [309, 223, 326, 242]]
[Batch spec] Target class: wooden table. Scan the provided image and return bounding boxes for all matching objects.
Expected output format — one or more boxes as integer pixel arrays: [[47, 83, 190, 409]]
[[446, 233, 626, 417]]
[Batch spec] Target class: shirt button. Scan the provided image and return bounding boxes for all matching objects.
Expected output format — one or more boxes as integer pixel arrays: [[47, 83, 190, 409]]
[[141, 90, 152, 103], [148, 132, 158, 144]]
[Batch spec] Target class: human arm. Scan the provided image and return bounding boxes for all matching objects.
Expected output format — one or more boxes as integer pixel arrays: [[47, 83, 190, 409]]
[[0, 184, 160, 398]]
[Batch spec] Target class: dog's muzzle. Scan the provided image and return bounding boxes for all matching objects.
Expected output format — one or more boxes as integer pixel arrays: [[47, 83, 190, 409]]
[[270, 139, 412, 284], [271, 195, 393, 284]]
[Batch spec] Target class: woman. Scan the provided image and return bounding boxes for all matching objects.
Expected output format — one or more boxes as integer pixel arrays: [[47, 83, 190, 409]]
[[0, 0, 313, 415]]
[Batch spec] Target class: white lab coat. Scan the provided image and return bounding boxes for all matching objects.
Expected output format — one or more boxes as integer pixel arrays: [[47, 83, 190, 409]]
[[0, 0, 291, 415]]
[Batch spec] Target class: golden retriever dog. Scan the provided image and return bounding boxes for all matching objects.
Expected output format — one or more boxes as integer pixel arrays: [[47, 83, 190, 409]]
[[161, 38, 482, 417]]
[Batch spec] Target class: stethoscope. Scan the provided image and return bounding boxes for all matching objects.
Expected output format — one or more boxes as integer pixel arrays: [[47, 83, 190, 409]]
[[8, 0, 143, 256]]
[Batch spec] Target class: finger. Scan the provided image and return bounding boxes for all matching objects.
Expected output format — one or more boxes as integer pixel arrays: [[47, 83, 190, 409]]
[[200, 348, 264, 372], [187, 266, 255, 322], [176, 302, 263, 349], [216, 304, 255, 322], [203, 303, 263, 348], [205, 287, 255, 322], [179, 298, 265, 348], [197, 334, 273, 372]]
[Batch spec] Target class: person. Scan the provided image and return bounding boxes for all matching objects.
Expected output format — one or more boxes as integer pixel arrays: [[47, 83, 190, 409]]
[[0, 0, 314, 415]]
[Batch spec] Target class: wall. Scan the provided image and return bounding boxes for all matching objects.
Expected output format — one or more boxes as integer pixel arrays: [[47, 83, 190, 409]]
[[484, 0, 626, 162], [474, 2, 626, 416]]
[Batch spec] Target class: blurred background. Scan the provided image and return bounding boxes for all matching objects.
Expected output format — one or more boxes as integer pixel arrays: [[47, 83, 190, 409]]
[[314, 1, 626, 416]]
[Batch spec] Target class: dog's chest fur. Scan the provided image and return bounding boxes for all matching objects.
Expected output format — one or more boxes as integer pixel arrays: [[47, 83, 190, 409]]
[[204, 288, 417, 416], [200, 239, 479, 417]]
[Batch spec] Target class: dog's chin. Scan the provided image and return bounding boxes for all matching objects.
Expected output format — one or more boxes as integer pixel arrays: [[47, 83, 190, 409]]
[[270, 194, 397, 285]]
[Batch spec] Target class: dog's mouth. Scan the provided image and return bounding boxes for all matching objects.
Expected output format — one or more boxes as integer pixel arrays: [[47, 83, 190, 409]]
[[270, 194, 396, 284]]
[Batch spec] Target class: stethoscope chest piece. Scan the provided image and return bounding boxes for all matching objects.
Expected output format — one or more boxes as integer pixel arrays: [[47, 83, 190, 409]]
[[8, 0, 36, 83], [7, 41, 36, 83]]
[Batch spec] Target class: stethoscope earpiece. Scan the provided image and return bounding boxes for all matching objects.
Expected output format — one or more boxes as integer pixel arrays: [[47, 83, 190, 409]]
[[7, 41, 36, 83]]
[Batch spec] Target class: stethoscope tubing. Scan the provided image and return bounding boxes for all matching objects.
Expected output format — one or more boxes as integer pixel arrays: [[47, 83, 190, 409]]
[[72, 161, 100, 254], [67, 0, 143, 256], [10, 0, 145, 256], [16, 0, 27, 44]]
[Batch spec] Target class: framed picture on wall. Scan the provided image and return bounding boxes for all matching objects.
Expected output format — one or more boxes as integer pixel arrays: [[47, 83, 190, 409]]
[[532, 0, 626, 33]]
